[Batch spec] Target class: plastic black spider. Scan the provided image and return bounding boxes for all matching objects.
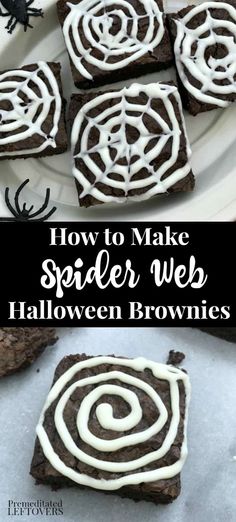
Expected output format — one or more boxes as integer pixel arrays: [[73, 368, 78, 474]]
[[0, 0, 43, 34], [0, 179, 57, 221]]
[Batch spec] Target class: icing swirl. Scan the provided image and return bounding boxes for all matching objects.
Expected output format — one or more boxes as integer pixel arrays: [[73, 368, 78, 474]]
[[71, 82, 192, 205], [174, 2, 236, 107], [62, 0, 165, 80], [0, 62, 62, 156], [36, 356, 190, 490]]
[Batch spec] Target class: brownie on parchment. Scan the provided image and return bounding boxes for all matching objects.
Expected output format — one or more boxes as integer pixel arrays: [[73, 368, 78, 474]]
[[0, 62, 67, 159], [0, 328, 57, 377], [69, 82, 194, 208], [31, 353, 190, 504], [167, 350, 185, 366], [57, 0, 173, 89], [168, 1, 236, 115]]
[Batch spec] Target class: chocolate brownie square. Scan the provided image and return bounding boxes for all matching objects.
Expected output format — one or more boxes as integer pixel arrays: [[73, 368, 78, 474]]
[[69, 82, 194, 208], [30, 354, 190, 504], [0, 328, 57, 377], [168, 1, 236, 115], [0, 62, 67, 159], [57, 0, 173, 89]]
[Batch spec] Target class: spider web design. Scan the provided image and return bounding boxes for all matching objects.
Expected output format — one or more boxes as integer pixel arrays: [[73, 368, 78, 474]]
[[63, 0, 165, 80], [36, 356, 190, 490], [72, 84, 191, 204], [174, 1, 236, 107], [0, 62, 61, 156]]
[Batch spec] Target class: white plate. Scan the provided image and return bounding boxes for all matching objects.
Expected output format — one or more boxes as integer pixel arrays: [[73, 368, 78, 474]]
[[0, 0, 235, 221], [0, 327, 236, 522]]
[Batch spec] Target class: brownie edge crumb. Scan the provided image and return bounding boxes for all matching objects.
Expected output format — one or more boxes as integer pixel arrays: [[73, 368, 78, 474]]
[[0, 328, 58, 377], [167, 350, 185, 366]]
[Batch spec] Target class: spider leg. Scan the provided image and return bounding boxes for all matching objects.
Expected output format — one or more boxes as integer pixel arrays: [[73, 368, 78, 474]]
[[28, 11, 44, 18], [24, 22, 33, 31], [27, 0, 35, 6], [27, 7, 43, 14], [5, 188, 19, 218], [6, 15, 14, 30], [0, 9, 10, 17], [29, 188, 51, 218], [22, 14, 31, 31], [8, 18, 18, 34], [23, 202, 34, 213], [14, 179, 30, 214], [32, 206, 57, 222]]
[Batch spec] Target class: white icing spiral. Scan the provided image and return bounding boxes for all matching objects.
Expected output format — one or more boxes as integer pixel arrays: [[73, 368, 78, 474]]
[[0, 61, 61, 156], [36, 356, 190, 490], [71, 82, 191, 205], [63, 0, 165, 80], [174, 2, 236, 107]]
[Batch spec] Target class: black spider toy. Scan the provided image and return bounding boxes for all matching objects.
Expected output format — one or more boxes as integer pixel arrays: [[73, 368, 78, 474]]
[[0, 179, 57, 222], [0, 0, 43, 34]]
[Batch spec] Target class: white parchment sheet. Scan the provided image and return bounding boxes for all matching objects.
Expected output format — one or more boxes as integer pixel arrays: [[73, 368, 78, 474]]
[[0, 327, 236, 522]]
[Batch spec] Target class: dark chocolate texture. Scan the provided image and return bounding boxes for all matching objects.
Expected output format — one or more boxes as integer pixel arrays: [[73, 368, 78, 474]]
[[69, 83, 194, 208], [168, 1, 236, 115], [57, 0, 173, 89], [31, 353, 187, 504], [0, 328, 57, 377], [0, 62, 67, 159]]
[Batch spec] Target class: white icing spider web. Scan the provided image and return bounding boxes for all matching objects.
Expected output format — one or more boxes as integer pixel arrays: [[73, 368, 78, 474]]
[[63, 0, 165, 79], [0, 61, 61, 156], [174, 1, 236, 107], [71, 83, 191, 204]]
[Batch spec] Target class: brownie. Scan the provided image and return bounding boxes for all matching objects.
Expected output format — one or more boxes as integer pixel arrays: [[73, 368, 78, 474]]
[[199, 327, 236, 343], [168, 1, 236, 115], [0, 328, 57, 377], [57, 0, 173, 89], [30, 353, 190, 504], [0, 62, 67, 159], [69, 82, 194, 208], [167, 350, 185, 366]]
